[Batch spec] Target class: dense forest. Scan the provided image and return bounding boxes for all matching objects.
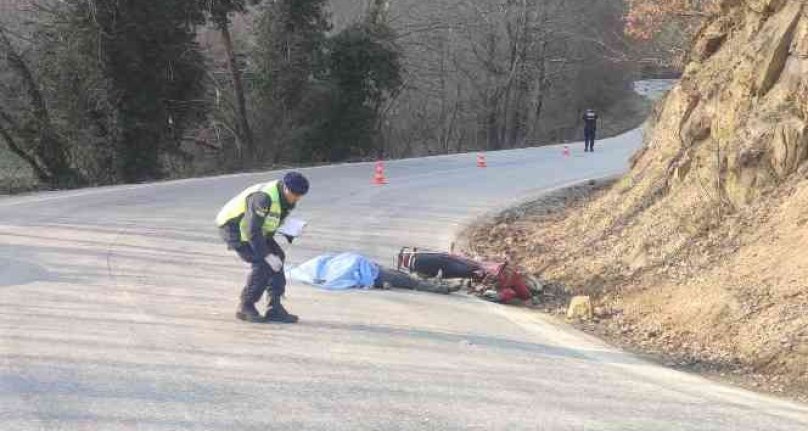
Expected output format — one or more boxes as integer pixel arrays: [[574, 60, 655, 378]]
[[0, 0, 678, 190]]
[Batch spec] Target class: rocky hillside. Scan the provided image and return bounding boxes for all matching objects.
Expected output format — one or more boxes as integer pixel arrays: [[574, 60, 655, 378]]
[[469, 0, 808, 398]]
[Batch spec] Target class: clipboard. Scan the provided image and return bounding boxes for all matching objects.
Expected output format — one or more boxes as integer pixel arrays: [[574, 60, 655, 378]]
[[277, 217, 307, 238]]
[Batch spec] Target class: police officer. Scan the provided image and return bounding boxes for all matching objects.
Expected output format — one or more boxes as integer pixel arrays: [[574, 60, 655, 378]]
[[216, 172, 310, 323], [583, 108, 598, 152]]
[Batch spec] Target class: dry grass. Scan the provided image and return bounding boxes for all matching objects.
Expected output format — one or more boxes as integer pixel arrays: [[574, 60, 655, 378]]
[[466, 170, 808, 402]]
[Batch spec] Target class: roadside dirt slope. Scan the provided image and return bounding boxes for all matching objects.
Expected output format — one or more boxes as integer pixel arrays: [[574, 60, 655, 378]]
[[469, 0, 808, 399]]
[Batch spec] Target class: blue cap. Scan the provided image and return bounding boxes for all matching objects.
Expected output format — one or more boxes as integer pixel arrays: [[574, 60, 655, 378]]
[[283, 172, 309, 195]]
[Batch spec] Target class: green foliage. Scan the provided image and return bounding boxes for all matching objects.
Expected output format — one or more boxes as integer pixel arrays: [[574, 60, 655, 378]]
[[251, 1, 401, 163], [200, 0, 250, 27], [49, 0, 208, 183], [252, 0, 330, 106], [0, 1, 212, 188], [90, 1, 208, 181], [329, 24, 401, 115], [0, 26, 85, 188], [0, 0, 650, 191], [250, 0, 331, 161], [306, 23, 401, 161]]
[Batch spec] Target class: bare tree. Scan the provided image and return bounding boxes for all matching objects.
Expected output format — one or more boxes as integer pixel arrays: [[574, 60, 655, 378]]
[[0, 26, 83, 187], [203, 1, 256, 160], [376, 0, 633, 156]]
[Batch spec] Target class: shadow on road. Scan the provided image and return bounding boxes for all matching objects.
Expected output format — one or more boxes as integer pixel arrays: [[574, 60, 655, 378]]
[[305, 320, 639, 366]]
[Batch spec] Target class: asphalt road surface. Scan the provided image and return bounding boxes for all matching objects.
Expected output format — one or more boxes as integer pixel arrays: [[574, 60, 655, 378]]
[[2, 128, 808, 430]]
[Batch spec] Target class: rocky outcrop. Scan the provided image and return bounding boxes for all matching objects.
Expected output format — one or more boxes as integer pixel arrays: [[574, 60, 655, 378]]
[[479, 0, 808, 397], [567, 296, 594, 320], [659, 0, 807, 207], [580, 0, 808, 395]]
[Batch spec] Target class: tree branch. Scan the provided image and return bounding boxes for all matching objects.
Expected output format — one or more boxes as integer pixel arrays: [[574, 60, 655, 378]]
[[0, 27, 51, 128], [0, 108, 49, 182]]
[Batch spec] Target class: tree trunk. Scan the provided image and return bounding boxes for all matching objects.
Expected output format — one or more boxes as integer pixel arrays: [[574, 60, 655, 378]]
[[486, 100, 500, 150], [0, 112, 51, 183], [0, 28, 83, 188], [217, 16, 254, 161]]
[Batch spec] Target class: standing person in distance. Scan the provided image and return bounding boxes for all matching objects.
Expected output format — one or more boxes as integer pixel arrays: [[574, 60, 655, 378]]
[[583, 108, 598, 152]]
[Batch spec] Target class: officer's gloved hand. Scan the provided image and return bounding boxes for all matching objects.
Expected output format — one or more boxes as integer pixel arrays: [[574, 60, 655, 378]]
[[284, 234, 294, 244], [266, 254, 283, 272]]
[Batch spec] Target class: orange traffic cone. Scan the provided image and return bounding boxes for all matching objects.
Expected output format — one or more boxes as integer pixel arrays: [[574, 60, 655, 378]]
[[477, 153, 487, 168], [372, 160, 387, 185], [562, 145, 570, 158]]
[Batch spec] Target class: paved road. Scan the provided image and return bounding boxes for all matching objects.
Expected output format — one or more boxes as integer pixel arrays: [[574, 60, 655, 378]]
[[2, 129, 807, 430]]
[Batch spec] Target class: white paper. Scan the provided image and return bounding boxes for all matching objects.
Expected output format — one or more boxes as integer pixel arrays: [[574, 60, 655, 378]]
[[277, 217, 307, 238]]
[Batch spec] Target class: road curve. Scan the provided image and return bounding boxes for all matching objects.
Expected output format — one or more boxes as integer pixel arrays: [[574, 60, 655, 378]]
[[2, 128, 807, 430]]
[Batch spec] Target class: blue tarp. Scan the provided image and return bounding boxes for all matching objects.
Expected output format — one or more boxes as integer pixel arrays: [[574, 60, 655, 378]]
[[289, 253, 380, 290]]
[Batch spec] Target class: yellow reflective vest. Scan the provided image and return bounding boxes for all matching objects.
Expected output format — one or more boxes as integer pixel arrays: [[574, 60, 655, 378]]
[[215, 181, 283, 242]]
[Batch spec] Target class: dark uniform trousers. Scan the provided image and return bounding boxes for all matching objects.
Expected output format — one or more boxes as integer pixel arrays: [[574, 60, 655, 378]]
[[220, 224, 286, 305], [584, 128, 596, 151]]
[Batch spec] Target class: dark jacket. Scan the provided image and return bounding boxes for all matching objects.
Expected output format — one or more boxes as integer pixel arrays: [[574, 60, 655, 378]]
[[220, 182, 295, 261], [583, 110, 598, 132]]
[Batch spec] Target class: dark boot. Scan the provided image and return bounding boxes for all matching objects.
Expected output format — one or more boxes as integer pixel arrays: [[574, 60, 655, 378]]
[[266, 294, 298, 323], [236, 301, 264, 323], [236, 258, 271, 323]]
